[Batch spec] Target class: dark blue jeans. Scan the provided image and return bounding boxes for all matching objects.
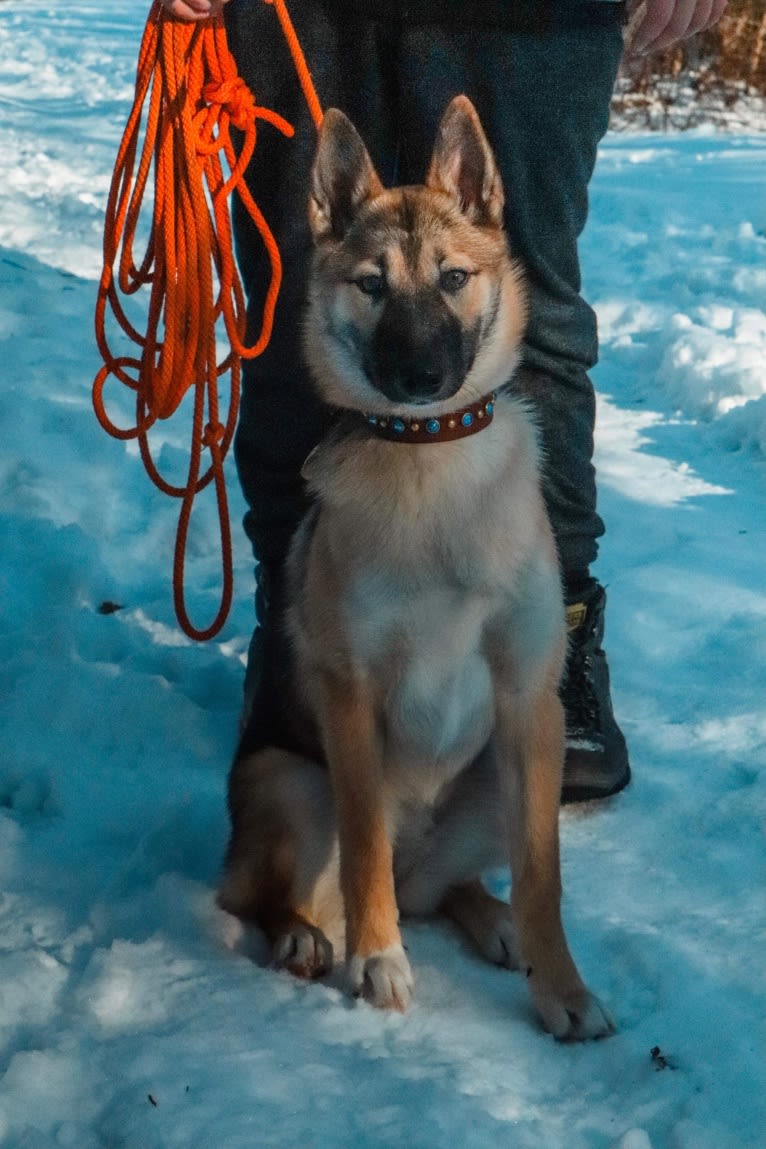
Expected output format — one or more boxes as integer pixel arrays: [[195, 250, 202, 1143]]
[[226, 1, 625, 581]]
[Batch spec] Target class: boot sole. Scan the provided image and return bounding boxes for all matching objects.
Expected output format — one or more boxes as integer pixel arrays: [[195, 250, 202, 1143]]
[[561, 763, 632, 806]]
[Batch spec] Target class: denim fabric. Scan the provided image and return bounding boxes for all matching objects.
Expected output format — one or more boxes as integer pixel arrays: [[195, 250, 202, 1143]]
[[312, 1, 624, 29], [225, 0, 624, 575]]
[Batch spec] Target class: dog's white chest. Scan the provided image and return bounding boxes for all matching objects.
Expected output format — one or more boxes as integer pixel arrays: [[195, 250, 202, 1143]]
[[392, 644, 493, 762], [345, 570, 495, 763]]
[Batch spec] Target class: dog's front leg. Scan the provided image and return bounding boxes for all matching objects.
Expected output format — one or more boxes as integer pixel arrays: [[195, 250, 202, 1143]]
[[316, 673, 413, 1011], [495, 684, 614, 1041]]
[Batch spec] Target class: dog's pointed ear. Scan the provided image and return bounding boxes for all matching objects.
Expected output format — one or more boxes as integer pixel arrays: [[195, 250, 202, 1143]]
[[309, 109, 384, 242], [426, 96, 504, 228]]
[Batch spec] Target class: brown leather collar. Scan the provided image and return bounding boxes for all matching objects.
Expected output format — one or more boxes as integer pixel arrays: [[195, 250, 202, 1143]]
[[360, 393, 496, 444]]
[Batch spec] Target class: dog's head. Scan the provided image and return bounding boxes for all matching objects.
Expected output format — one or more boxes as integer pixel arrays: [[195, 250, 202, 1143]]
[[304, 96, 527, 417]]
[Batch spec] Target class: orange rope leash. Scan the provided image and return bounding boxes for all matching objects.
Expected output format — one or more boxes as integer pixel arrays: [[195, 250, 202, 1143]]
[[93, 0, 322, 640]]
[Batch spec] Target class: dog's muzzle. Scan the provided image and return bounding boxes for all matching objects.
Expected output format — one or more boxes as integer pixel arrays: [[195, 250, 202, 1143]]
[[364, 293, 471, 405]]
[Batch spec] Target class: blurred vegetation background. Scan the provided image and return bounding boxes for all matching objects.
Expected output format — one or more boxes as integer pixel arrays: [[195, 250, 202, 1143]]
[[614, 0, 766, 129]]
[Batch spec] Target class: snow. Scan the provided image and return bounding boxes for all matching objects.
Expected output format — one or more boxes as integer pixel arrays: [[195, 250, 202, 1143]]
[[1, 3, 764, 1147]]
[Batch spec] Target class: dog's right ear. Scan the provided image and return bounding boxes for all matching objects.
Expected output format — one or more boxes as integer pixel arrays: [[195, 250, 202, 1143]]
[[309, 109, 384, 242]]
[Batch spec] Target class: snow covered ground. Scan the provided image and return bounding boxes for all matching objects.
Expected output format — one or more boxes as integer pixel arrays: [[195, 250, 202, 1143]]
[[1, 3, 764, 1147]]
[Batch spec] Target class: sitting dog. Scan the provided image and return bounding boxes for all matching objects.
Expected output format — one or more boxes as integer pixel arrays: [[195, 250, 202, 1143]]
[[219, 95, 614, 1041]]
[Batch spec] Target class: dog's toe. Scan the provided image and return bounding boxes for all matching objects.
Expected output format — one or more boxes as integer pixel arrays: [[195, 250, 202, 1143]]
[[534, 984, 616, 1042], [348, 944, 414, 1012], [477, 912, 520, 970], [273, 923, 333, 980], [559, 992, 615, 1042]]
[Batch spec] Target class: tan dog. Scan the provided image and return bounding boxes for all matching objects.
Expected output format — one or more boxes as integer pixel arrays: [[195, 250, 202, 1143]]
[[219, 96, 614, 1041]]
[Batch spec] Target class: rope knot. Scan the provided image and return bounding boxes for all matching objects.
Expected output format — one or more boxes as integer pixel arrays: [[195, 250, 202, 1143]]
[[203, 76, 257, 131], [202, 421, 226, 449]]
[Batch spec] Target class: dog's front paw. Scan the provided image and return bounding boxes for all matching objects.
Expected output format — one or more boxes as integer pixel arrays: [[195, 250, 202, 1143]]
[[348, 944, 414, 1011], [531, 981, 615, 1042]]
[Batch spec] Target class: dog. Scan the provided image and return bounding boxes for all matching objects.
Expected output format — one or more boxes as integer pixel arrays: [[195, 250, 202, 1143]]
[[219, 95, 614, 1041]]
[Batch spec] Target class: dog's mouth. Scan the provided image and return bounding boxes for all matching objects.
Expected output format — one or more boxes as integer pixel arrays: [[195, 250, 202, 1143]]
[[365, 367, 466, 408], [362, 341, 477, 412]]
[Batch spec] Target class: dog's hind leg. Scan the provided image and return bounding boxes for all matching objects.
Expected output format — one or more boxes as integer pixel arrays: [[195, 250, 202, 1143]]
[[218, 747, 342, 980]]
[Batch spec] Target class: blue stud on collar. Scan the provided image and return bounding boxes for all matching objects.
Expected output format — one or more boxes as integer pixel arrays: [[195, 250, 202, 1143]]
[[392, 418, 406, 434], [485, 401, 494, 416], [367, 414, 379, 426], [461, 412, 473, 428], [426, 419, 440, 434]]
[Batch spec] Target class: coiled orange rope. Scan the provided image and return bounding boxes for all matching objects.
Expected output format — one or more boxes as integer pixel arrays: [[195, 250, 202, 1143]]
[[93, 0, 322, 640]]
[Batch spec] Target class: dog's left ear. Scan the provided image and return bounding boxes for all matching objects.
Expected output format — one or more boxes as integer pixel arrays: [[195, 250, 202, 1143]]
[[426, 96, 504, 228], [309, 108, 384, 242]]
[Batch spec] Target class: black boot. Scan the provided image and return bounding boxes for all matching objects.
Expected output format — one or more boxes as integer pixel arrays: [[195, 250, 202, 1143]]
[[560, 581, 631, 804]]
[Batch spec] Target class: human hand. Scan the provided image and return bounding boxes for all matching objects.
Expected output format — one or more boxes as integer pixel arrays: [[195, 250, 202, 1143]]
[[158, 0, 231, 22], [627, 0, 728, 55]]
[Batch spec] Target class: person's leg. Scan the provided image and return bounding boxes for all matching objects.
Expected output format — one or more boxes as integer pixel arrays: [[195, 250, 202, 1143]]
[[225, 1, 399, 573], [392, 6, 623, 579], [225, 2, 404, 728], [390, 8, 629, 799]]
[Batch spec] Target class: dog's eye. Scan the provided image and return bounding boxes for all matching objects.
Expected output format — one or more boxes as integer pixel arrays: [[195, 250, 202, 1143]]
[[440, 268, 470, 293], [356, 273, 385, 298]]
